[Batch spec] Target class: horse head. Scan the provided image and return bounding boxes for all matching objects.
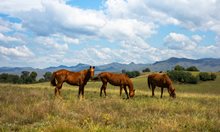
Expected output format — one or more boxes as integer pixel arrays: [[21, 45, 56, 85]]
[[169, 85, 176, 98], [129, 89, 135, 98], [89, 66, 95, 79]]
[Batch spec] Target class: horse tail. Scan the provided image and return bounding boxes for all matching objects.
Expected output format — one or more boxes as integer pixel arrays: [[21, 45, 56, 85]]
[[50, 72, 57, 86], [148, 76, 151, 89]]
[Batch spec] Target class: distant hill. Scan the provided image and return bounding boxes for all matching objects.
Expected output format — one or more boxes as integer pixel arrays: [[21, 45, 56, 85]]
[[150, 57, 220, 72], [0, 57, 219, 78]]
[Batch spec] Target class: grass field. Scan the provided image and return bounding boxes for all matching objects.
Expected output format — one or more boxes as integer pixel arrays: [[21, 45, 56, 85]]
[[0, 72, 219, 131]]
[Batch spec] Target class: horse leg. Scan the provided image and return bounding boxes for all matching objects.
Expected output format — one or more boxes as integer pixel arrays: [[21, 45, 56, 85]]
[[104, 83, 107, 97], [100, 84, 104, 97], [161, 87, 164, 98], [123, 85, 129, 99], [81, 85, 85, 99], [120, 86, 123, 96], [55, 82, 63, 97], [78, 85, 82, 99], [152, 85, 156, 97]]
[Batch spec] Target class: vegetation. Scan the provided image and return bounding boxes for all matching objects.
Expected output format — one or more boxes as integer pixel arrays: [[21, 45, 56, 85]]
[[0, 72, 219, 131], [142, 67, 151, 72], [124, 70, 140, 78], [167, 70, 199, 84], [186, 66, 199, 71], [174, 65, 200, 72], [0, 73, 20, 83], [0, 71, 53, 84], [174, 65, 185, 71], [199, 72, 217, 81], [39, 72, 53, 82]]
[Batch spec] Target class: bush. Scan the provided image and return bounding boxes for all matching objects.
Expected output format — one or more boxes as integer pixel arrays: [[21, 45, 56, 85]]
[[0, 73, 20, 84], [174, 65, 185, 71], [210, 73, 217, 81], [199, 72, 217, 81], [125, 71, 140, 78], [199, 72, 211, 81], [167, 70, 198, 84], [186, 66, 199, 71], [185, 75, 199, 84], [142, 68, 150, 72]]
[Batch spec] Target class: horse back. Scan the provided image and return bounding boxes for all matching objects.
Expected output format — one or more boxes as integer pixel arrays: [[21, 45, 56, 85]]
[[99, 72, 130, 86], [148, 73, 172, 88]]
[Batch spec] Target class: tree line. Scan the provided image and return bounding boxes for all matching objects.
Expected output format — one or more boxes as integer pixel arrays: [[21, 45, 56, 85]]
[[0, 71, 52, 84], [0, 65, 217, 84], [167, 65, 217, 84]]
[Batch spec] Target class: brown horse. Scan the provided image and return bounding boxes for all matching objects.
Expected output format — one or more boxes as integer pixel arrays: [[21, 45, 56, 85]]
[[148, 73, 176, 98], [94, 72, 135, 99], [51, 66, 95, 99]]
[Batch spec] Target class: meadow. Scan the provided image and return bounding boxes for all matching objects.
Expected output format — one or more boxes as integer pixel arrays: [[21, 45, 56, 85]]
[[0, 72, 219, 131]]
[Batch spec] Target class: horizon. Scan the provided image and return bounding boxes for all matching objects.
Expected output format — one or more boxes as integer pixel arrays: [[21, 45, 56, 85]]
[[1, 57, 220, 69], [0, 0, 219, 68]]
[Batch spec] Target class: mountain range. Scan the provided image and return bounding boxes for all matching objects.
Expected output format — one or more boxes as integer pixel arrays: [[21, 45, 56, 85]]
[[1, 57, 220, 78]]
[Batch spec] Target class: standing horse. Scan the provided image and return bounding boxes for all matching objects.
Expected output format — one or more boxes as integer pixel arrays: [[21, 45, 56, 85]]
[[51, 66, 95, 99], [147, 73, 176, 98], [93, 72, 135, 99]]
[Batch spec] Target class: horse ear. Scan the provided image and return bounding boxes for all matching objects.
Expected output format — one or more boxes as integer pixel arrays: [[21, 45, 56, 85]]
[[93, 66, 95, 69], [90, 66, 92, 68]]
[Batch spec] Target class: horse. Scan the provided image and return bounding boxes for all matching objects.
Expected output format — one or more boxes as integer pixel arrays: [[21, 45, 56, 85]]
[[93, 72, 135, 99], [147, 73, 176, 98], [51, 66, 95, 99]]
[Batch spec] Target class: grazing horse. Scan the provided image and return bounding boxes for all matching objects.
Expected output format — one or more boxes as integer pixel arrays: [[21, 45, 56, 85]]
[[148, 73, 176, 98], [51, 66, 95, 99], [93, 72, 135, 99]]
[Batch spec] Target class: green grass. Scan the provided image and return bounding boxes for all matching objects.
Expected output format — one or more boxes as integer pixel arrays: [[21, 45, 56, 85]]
[[0, 73, 220, 131]]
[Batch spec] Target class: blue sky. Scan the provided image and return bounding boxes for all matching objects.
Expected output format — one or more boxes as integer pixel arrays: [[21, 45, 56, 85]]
[[0, 0, 219, 68]]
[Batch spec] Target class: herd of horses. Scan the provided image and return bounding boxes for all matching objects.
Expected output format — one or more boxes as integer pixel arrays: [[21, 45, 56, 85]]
[[51, 66, 176, 99]]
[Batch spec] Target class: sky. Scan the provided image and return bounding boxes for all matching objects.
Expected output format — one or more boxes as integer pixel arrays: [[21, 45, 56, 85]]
[[0, 0, 219, 68]]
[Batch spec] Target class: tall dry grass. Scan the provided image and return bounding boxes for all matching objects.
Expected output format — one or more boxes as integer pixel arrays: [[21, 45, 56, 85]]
[[0, 72, 219, 131]]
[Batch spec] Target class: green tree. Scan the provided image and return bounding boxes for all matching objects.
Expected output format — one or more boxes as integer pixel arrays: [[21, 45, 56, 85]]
[[142, 68, 150, 72], [167, 70, 198, 84], [199, 72, 211, 81], [20, 71, 30, 83], [43, 72, 52, 81], [125, 71, 140, 78], [30, 71, 37, 83], [174, 65, 185, 71], [186, 66, 199, 71], [210, 73, 217, 81]]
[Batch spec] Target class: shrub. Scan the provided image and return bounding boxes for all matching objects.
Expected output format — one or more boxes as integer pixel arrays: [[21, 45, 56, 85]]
[[167, 70, 198, 84], [199, 72, 211, 81], [174, 65, 185, 71], [142, 68, 150, 72], [185, 75, 199, 84], [210, 73, 217, 81], [125, 71, 140, 78], [186, 66, 199, 71]]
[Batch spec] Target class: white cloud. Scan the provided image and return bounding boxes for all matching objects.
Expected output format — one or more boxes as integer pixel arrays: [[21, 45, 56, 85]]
[[52, 34, 79, 45], [192, 35, 203, 43], [146, 0, 220, 33], [0, 45, 34, 57], [164, 32, 197, 50], [0, 0, 43, 13], [0, 19, 24, 33], [0, 0, 219, 67], [36, 35, 69, 52], [100, 19, 156, 41], [0, 33, 24, 43], [15, 0, 106, 37]]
